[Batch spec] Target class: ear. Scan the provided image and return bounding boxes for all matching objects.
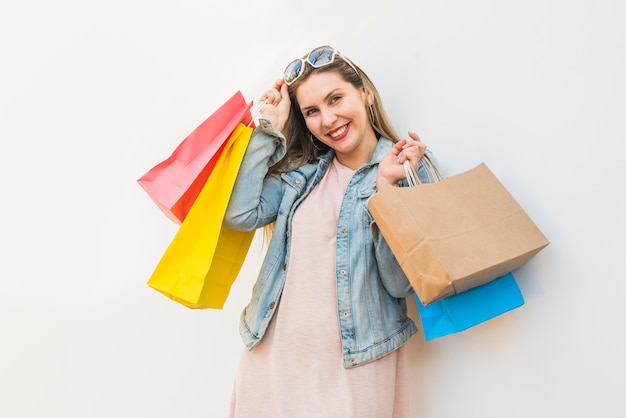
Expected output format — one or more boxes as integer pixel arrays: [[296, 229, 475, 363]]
[[362, 88, 374, 106]]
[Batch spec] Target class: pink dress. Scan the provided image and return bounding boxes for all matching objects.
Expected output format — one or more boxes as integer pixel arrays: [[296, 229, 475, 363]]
[[229, 158, 408, 418]]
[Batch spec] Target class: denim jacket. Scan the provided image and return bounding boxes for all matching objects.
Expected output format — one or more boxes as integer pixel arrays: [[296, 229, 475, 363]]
[[223, 120, 434, 368]]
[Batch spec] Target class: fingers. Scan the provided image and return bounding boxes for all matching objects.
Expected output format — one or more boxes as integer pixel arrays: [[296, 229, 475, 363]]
[[402, 131, 427, 158], [273, 78, 285, 90], [397, 133, 427, 164], [392, 139, 408, 156], [379, 132, 428, 186], [278, 82, 291, 108], [408, 131, 421, 142], [259, 90, 280, 105], [259, 79, 287, 105], [279, 80, 288, 97]]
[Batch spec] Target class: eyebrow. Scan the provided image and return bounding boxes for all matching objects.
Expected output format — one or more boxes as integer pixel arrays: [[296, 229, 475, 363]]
[[300, 88, 344, 113]]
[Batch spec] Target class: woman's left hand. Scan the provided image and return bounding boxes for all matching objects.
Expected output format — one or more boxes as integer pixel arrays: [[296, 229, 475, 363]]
[[376, 131, 427, 189]]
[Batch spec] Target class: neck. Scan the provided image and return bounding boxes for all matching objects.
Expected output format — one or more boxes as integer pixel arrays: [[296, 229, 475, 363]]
[[335, 133, 378, 170]]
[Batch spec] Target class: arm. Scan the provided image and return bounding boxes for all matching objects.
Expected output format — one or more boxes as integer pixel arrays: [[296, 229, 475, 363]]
[[223, 122, 286, 231], [224, 81, 292, 231], [371, 221, 415, 298], [370, 133, 441, 297]]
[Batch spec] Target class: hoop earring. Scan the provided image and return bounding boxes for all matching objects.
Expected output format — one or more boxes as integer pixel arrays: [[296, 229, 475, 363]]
[[310, 133, 322, 150], [368, 105, 376, 125]]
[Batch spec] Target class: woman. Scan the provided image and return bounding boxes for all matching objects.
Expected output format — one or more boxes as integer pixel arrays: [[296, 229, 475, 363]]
[[224, 45, 435, 417]]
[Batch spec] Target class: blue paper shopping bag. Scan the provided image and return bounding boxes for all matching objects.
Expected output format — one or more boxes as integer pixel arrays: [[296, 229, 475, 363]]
[[415, 272, 524, 341]]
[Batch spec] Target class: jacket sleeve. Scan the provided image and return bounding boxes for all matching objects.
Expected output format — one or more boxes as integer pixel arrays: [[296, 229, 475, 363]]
[[223, 119, 286, 231], [370, 221, 414, 298], [369, 150, 443, 298]]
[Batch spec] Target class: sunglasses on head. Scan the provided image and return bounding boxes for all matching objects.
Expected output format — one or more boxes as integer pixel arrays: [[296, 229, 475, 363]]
[[283, 45, 360, 86]]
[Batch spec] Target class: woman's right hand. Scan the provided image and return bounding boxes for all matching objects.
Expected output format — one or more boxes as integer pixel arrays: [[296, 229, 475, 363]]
[[258, 79, 291, 133]]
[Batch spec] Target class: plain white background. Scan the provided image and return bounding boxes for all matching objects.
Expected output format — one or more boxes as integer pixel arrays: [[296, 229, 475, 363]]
[[1, 0, 625, 417]]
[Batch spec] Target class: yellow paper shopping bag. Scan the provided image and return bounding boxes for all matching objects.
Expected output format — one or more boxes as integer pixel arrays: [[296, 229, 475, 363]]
[[147, 123, 254, 309]]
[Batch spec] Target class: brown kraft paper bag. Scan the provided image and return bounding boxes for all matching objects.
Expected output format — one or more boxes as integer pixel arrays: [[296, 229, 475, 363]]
[[368, 162, 549, 305]]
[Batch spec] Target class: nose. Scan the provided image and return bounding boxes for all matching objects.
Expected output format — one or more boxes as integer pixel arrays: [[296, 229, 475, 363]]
[[320, 107, 337, 128]]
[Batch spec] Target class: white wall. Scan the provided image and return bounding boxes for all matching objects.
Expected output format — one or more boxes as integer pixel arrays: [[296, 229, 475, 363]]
[[2, 0, 625, 417]]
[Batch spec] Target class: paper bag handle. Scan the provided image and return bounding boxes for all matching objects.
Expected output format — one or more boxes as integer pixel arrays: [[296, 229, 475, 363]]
[[404, 153, 443, 187], [248, 100, 269, 127]]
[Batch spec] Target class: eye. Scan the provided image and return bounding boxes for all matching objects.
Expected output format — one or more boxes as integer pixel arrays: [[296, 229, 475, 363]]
[[305, 108, 318, 117], [330, 95, 341, 104]]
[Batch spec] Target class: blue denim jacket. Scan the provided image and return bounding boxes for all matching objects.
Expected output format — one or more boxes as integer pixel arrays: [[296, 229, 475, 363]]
[[223, 120, 434, 368]]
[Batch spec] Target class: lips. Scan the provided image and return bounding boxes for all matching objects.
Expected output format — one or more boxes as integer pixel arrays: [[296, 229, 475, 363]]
[[327, 124, 349, 141]]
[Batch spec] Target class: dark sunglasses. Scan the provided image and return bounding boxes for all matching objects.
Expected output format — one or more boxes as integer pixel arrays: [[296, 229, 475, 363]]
[[283, 45, 360, 86]]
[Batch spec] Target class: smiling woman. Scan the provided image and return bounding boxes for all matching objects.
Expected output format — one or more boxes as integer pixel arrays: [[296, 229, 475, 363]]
[[222, 45, 436, 417]]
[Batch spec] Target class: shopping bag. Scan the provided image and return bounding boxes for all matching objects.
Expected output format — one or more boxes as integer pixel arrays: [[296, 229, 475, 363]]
[[415, 272, 524, 340], [146, 122, 255, 309], [137, 91, 253, 224], [368, 157, 549, 305]]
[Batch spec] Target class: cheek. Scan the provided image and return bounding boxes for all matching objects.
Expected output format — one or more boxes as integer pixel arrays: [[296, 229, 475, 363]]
[[304, 118, 320, 135]]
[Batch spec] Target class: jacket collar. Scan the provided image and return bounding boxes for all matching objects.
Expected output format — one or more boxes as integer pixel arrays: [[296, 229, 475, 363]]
[[370, 137, 394, 165]]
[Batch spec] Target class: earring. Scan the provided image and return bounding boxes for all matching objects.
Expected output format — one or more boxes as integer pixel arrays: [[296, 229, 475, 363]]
[[310, 133, 322, 150], [368, 105, 376, 125]]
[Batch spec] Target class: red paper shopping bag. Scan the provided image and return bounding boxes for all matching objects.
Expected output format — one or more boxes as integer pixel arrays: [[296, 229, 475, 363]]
[[137, 91, 253, 224]]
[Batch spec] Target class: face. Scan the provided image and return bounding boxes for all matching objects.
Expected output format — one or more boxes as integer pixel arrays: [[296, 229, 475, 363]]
[[295, 71, 377, 169]]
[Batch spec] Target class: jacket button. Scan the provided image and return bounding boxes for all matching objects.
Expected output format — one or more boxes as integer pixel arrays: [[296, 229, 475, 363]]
[[295, 179, 301, 184], [340, 269, 346, 275], [269, 302, 275, 309], [340, 229, 347, 235], [343, 311, 349, 316]]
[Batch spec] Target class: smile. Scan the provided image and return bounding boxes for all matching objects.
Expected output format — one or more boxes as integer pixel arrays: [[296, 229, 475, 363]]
[[328, 124, 349, 140]]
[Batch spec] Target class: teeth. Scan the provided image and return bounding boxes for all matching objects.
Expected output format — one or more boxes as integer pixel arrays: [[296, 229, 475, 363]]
[[329, 125, 347, 138]]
